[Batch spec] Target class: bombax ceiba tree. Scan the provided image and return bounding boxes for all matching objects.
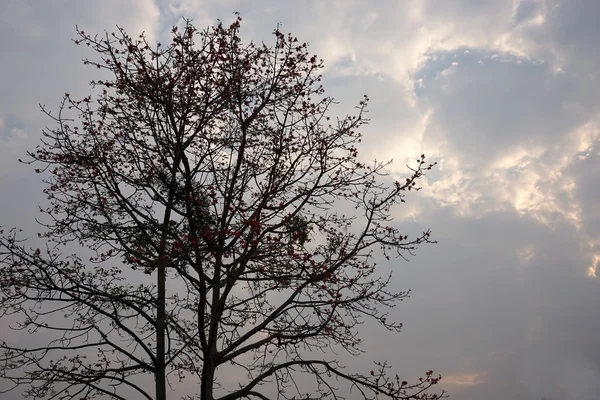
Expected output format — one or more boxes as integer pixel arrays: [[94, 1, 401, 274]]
[[0, 14, 443, 400]]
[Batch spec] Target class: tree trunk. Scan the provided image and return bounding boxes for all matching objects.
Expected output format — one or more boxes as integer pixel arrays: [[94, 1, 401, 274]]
[[156, 259, 167, 400], [201, 357, 215, 400]]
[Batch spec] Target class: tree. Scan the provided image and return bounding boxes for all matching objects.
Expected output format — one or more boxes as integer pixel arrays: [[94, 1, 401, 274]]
[[0, 15, 442, 400]]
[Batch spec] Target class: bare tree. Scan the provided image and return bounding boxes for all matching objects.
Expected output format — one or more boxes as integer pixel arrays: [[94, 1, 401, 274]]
[[0, 15, 443, 400]]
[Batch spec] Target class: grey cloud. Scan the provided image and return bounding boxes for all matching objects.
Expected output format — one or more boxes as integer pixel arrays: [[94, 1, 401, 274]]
[[386, 206, 600, 399], [515, 0, 600, 77], [565, 138, 600, 275], [544, 0, 600, 73], [415, 48, 594, 166], [2, 1, 600, 399], [321, 72, 423, 162], [421, 0, 512, 20], [514, 1, 544, 26], [0, 0, 159, 227], [405, 25, 600, 396]]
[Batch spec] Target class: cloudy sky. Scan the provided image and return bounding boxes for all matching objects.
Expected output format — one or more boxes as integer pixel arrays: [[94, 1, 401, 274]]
[[1, 1, 600, 399]]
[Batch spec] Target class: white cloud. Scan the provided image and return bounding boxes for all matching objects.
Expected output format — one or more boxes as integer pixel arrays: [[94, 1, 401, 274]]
[[443, 372, 486, 387], [0, 127, 28, 174], [1, 127, 27, 150]]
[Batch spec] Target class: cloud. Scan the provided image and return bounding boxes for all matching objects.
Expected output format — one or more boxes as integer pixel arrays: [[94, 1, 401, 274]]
[[415, 48, 593, 162], [0, 0, 160, 229], [442, 372, 485, 387], [0, 0, 159, 117], [2, 1, 600, 399], [387, 204, 600, 399]]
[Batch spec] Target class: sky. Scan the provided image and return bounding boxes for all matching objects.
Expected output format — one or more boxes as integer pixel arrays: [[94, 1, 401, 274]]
[[1, 1, 599, 399]]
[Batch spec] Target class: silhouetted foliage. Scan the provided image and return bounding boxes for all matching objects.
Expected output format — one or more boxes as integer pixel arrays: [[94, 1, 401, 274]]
[[0, 15, 441, 400]]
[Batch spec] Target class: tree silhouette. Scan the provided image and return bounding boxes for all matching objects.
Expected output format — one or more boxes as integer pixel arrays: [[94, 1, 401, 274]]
[[0, 15, 442, 400]]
